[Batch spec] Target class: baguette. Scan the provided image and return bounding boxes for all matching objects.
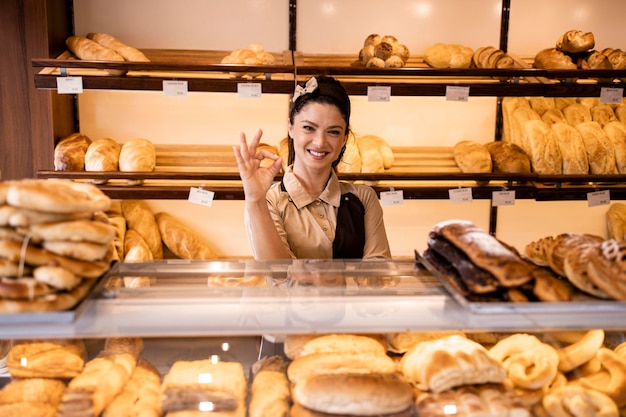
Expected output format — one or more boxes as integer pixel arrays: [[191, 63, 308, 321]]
[[155, 212, 217, 260], [87, 32, 149, 62]]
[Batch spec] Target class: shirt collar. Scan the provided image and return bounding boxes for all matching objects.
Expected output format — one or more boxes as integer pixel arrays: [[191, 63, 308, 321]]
[[282, 166, 342, 209]]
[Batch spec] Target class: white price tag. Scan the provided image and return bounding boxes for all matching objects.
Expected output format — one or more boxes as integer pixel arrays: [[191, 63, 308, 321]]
[[367, 86, 391, 102], [163, 80, 188, 96], [600, 87, 623, 104], [449, 187, 473, 204], [237, 82, 262, 98], [380, 190, 404, 206], [446, 86, 470, 102], [56, 76, 83, 94], [188, 187, 215, 207], [492, 190, 516, 206], [587, 190, 610, 207]]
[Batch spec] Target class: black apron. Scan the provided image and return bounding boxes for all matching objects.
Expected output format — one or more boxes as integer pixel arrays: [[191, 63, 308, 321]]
[[281, 182, 365, 259]]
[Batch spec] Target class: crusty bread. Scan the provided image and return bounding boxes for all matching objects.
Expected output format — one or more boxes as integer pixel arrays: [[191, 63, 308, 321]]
[[453, 140, 493, 174], [501, 97, 531, 143], [523, 120, 563, 174], [85, 138, 121, 184], [54, 133, 92, 171], [0, 377, 66, 406], [336, 132, 362, 174], [576, 121, 617, 175], [66, 36, 124, 62], [534, 48, 576, 69], [118, 138, 156, 185], [551, 122, 589, 174], [511, 106, 541, 152], [155, 212, 217, 260], [529, 97, 556, 116], [356, 135, 385, 173], [424, 43, 473, 68], [591, 104, 618, 127], [563, 103, 593, 127], [87, 32, 149, 62], [556, 30, 595, 54], [541, 108, 567, 126], [604, 121, 626, 174], [121, 200, 162, 260], [607, 202, 626, 241], [484, 141, 531, 174]]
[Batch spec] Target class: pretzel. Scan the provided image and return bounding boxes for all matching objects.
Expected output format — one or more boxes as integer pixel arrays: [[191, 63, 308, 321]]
[[542, 385, 618, 417], [489, 334, 559, 390], [6, 179, 111, 214]]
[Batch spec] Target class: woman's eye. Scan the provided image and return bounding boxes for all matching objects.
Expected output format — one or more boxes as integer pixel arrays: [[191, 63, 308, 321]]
[[328, 130, 341, 136], [302, 125, 314, 131]]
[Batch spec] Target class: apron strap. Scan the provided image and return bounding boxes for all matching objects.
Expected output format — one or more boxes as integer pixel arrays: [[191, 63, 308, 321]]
[[332, 192, 365, 259]]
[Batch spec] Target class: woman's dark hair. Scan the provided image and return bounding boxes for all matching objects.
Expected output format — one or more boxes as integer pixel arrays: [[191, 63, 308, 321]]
[[287, 75, 351, 168]]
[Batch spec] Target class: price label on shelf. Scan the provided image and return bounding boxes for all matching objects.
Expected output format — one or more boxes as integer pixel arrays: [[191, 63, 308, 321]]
[[587, 190, 610, 207], [163, 80, 188, 96], [237, 83, 262, 98], [600, 87, 623, 104], [449, 187, 473, 204], [446, 86, 470, 102], [56, 76, 83, 94], [380, 190, 404, 206], [367, 86, 391, 102], [492, 190, 516, 206], [188, 187, 215, 207]]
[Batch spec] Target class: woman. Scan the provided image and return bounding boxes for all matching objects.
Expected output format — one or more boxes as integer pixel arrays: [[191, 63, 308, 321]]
[[233, 75, 391, 260]]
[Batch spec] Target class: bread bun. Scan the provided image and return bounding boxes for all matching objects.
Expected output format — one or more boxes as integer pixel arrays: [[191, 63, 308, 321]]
[[359, 45, 375, 65], [293, 373, 413, 416], [453, 140, 493, 174], [363, 34, 381, 47], [374, 42, 394, 60], [556, 30, 595, 54]]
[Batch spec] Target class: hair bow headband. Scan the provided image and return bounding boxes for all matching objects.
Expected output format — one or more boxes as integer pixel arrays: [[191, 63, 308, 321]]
[[292, 77, 318, 102]]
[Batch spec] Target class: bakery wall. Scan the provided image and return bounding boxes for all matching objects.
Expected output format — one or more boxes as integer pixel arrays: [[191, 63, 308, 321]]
[[72, 0, 625, 257]]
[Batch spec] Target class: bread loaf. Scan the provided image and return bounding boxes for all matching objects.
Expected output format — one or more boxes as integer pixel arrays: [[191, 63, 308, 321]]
[[424, 43, 474, 68], [556, 30, 595, 54], [66, 36, 124, 62], [155, 211, 217, 260], [0, 377, 66, 407], [54, 133, 92, 171], [484, 141, 532, 174], [604, 121, 626, 174], [121, 200, 162, 259], [453, 140, 493, 174], [555, 97, 577, 111], [85, 138, 121, 184], [563, 103, 593, 127], [607, 203, 626, 241], [576, 121, 617, 175], [534, 48, 576, 69], [356, 135, 384, 173], [523, 120, 563, 174], [541, 108, 567, 126], [550, 122, 589, 174], [511, 106, 541, 152], [501, 97, 531, 143], [118, 138, 156, 185], [529, 97, 556, 116], [336, 132, 362, 174], [87, 32, 149, 62], [122, 229, 152, 288], [287, 352, 397, 384], [590, 104, 618, 127]]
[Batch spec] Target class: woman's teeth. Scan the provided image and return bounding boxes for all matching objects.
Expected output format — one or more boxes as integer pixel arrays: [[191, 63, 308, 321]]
[[308, 150, 326, 157]]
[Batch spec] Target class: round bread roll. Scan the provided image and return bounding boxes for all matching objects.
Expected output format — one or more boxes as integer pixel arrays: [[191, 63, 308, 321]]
[[293, 373, 413, 416], [380, 35, 398, 46], [363, 34, 381, 47], [374, 42, 394, 60], [385, 55, 405, 68], [359, 45, 375, 65], [366, 57, 385, 68], [453, 140, 493, 174], [392, 43, 410, 63]]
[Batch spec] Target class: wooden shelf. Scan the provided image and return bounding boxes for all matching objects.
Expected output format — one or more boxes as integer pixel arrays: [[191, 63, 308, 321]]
[[32, 50, 626, 97]]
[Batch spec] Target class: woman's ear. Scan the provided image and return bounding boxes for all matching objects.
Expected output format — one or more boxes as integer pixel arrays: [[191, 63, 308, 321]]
[[288, 122, 294, 139]]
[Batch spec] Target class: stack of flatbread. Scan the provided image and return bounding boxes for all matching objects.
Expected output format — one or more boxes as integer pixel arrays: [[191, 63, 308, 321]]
[[0, 179, 115, 313]]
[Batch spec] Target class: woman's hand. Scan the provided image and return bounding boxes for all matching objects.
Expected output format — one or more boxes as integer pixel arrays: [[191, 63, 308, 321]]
[[233, 129, 283, 202]]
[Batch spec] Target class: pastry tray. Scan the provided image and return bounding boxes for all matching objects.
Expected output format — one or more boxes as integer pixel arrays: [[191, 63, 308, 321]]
[[415, 250, 626, 314], [0, 274, 107, 325]]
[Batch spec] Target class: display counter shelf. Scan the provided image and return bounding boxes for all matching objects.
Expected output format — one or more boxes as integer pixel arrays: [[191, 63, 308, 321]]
[[1, 259, 625, 340]]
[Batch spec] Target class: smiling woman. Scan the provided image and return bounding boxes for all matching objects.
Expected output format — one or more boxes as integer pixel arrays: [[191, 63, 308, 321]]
[[233, 75, 391, 260]]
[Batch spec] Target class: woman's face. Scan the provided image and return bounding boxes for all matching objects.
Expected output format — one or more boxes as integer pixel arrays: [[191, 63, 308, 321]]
[[288, 102, 347, 172]]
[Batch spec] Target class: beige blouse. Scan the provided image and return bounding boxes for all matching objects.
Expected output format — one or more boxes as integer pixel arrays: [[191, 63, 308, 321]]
[[245, 167, 391, 259]]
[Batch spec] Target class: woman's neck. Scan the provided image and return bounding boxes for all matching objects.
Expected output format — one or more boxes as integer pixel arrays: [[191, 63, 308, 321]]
[[292, 163, 332, 198]]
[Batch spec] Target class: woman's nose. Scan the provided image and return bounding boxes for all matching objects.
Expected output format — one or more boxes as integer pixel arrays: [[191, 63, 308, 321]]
[[311, 132, 327, 147]]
